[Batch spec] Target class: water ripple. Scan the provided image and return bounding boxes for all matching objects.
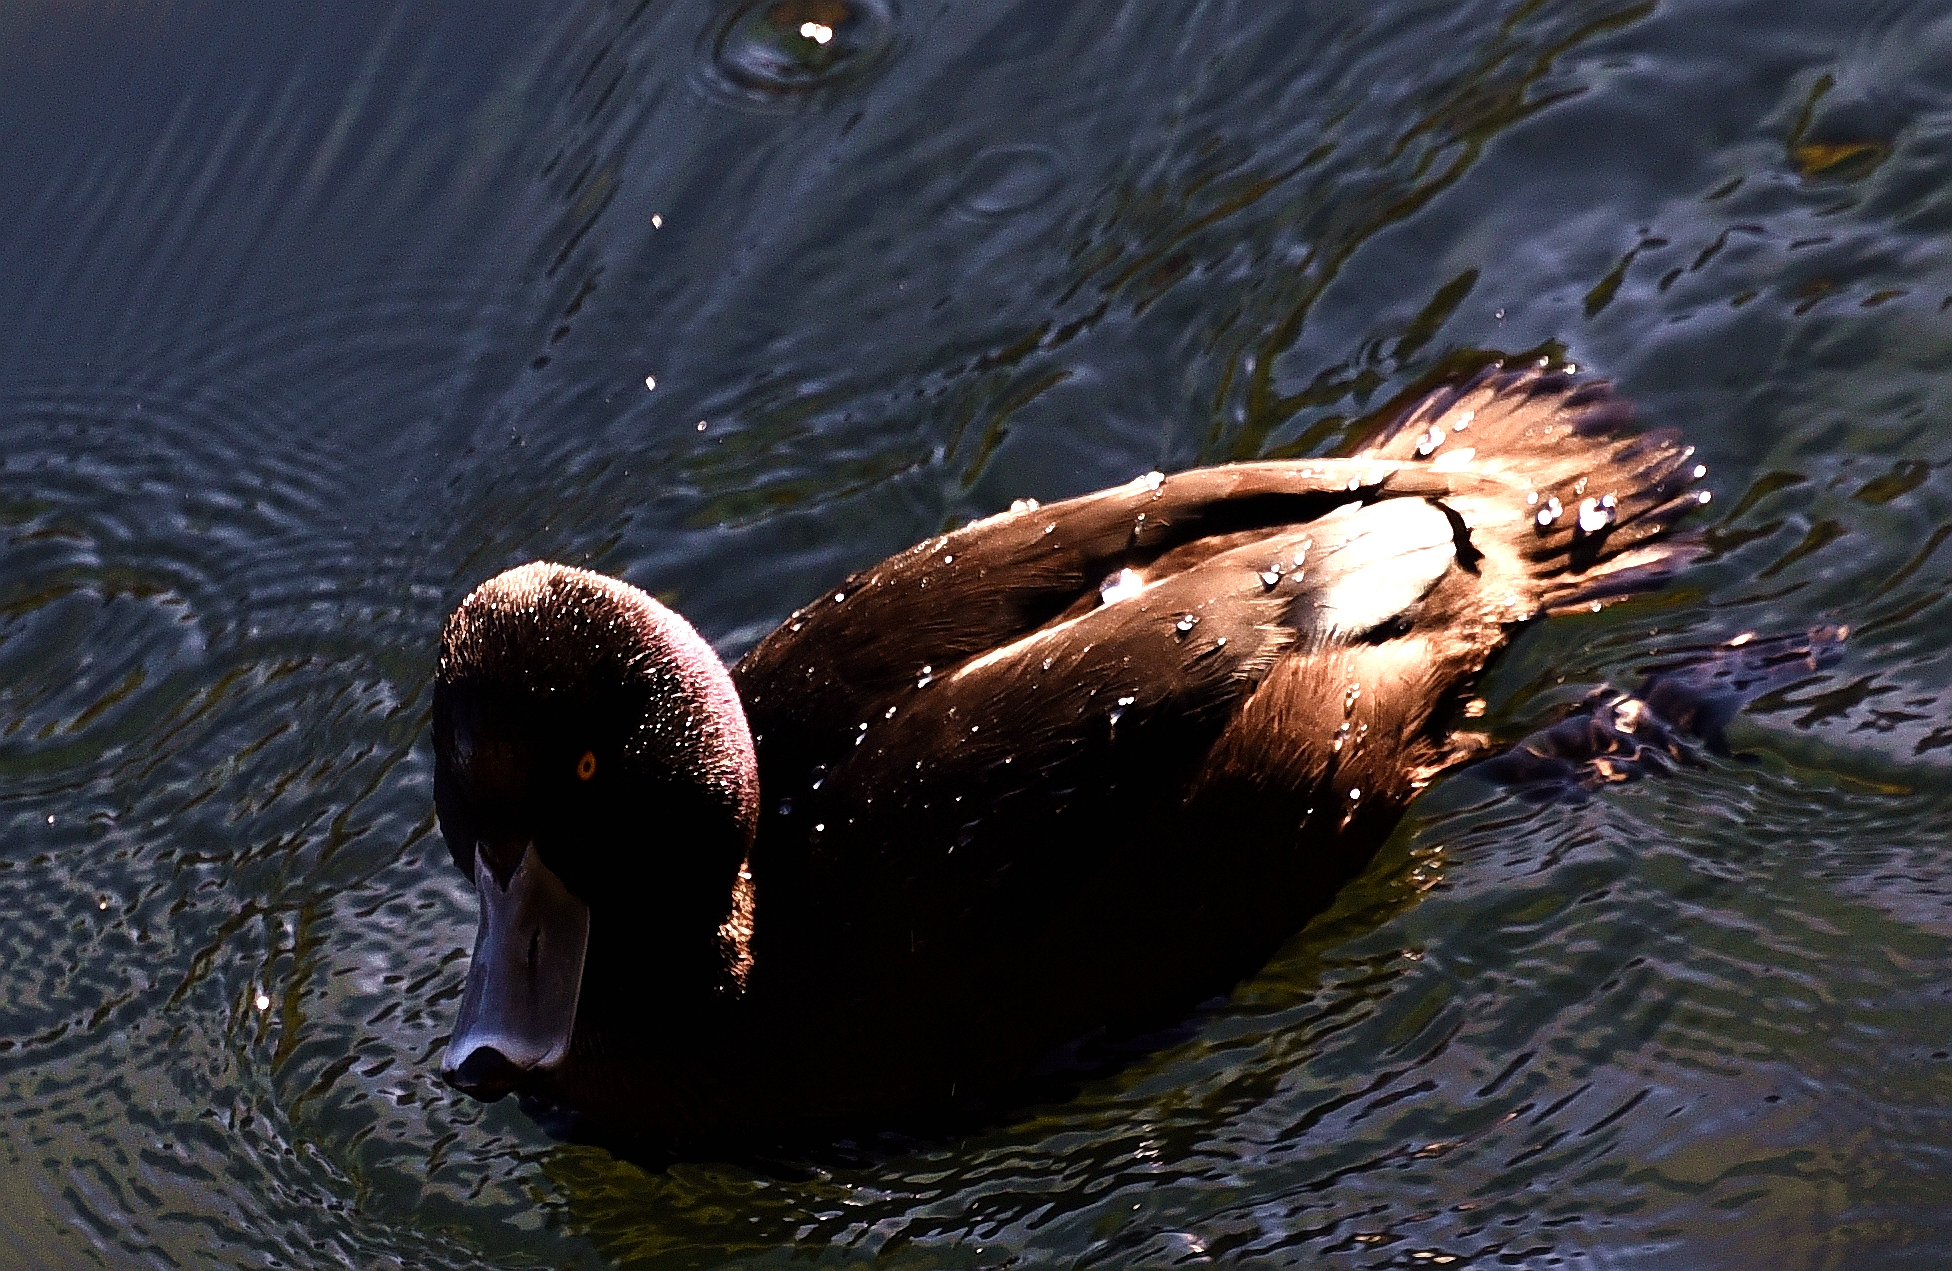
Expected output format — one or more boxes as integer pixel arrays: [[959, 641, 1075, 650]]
[[707, 0, 900, 103], [6, 0, 1952, 1265]]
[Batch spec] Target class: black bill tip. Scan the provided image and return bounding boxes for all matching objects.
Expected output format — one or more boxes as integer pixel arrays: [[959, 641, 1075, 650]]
[[442, 1045, 523, 1102]]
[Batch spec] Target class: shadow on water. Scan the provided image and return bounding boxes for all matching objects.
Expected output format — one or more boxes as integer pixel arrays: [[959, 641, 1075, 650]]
[[532, 816, 1456, 1268]]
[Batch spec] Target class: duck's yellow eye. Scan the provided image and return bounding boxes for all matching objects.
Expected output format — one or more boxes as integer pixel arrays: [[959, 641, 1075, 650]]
[[576, 750, 597, 781]]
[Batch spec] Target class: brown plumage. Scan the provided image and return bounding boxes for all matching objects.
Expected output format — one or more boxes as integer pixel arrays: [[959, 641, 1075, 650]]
[[429, 366, 1705, 1149]]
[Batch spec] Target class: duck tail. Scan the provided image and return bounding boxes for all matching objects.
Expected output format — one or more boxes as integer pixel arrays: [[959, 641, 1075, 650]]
[[1360, 364, 1710, 615]]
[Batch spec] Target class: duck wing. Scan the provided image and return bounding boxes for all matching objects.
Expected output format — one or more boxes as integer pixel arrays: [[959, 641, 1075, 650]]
[[734, 465, 1451, 906]]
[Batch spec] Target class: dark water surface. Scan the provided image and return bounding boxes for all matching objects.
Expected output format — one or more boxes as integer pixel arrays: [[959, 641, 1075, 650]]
[[4, 0, 1951, 1266]]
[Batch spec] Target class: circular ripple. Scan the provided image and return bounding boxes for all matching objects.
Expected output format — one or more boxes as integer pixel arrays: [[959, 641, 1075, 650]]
[[955, 144, 1066, 217], [710, 0, 897, 98]]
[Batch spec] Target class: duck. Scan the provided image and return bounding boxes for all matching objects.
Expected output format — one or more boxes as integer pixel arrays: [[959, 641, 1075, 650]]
[[429, 365, 1707, 1149]]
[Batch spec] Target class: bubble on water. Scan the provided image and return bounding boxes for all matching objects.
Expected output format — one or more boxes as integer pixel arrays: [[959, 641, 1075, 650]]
[[917, 665, 933, 687], [1174, 614, 1199, 635], [709, 0, 897, 100], [253, 992, 270, 1012]]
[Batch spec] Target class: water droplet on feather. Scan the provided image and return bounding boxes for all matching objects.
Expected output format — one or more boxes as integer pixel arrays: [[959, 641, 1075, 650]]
[[1577, 497, 1615, 533]]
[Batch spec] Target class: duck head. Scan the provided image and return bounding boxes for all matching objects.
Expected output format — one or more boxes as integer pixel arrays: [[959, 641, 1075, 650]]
[[431, 563, 758, 1103]]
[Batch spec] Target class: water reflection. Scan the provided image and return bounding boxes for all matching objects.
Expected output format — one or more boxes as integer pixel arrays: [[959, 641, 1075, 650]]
[[6, 0, 1952, 1265]]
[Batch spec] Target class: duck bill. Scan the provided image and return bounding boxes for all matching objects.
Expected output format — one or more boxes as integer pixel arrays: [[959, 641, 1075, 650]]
[[441, 843, 590, 1100]]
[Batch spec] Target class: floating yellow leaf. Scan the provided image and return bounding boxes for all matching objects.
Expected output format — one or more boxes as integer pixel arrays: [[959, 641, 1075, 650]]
[[1792, 140, 1891, 178]]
